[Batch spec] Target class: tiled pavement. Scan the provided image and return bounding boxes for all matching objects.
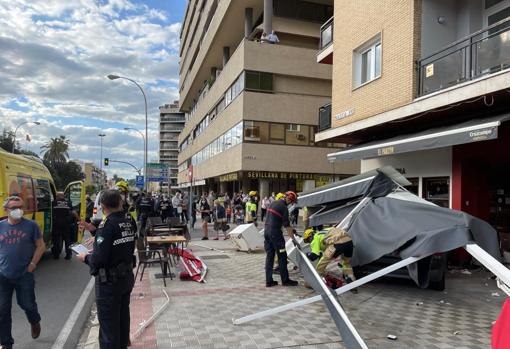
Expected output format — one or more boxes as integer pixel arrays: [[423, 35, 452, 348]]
[[80, 222, 507, 348]]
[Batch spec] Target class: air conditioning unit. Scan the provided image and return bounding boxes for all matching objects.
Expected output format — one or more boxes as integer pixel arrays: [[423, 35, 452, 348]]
[[295, 134, 306, 141]]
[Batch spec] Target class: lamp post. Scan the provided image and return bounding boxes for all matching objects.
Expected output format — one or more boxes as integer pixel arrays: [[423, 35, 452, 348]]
[[12, 121, 40, 153], [107, 74, 148, 191], [123, 127, 145, 182], [98, 133, 106, 190]]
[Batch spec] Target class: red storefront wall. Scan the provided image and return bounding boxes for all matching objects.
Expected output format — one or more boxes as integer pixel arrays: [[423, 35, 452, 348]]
[[452, 123, 510, 218]]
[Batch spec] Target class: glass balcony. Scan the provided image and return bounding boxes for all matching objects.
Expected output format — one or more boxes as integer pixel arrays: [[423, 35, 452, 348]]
[[418, 17, 510, 96], [318, 103, 331, 132], [319, 16, 333, 51]]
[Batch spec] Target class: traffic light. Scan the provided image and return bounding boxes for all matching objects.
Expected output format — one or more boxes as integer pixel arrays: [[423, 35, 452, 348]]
[[104, 158, 109, 166]]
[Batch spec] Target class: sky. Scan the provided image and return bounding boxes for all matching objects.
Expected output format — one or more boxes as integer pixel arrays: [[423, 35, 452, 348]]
[[0, 0, 187, 180]]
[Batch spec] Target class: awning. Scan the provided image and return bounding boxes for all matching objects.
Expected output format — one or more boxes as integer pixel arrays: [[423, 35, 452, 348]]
[[296, 166, 409, 208], [328, 114, 510, 162]]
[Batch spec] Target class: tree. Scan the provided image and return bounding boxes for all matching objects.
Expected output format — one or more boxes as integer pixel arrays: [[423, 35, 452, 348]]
[[44, 160, 85, 190], [0, 129, 18, 153], [40, 135, 70, 166]]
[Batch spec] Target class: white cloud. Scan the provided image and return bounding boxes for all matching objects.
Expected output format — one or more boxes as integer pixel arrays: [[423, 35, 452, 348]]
[[0, 0, 182, 180]]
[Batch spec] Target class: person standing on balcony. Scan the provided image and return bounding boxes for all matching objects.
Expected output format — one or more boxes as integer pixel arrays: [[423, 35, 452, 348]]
[[267, 30, 279, 44]]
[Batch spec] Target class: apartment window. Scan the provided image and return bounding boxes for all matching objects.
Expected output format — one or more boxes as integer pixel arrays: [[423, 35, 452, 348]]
[[245, 71, 273, 91], [286, 124, 300, 132], [244, 121, 269, 143], [353, 34, 382, 88], [269, 123, 285, 144]]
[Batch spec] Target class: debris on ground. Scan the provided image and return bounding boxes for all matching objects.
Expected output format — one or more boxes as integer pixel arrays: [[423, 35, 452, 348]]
[[461, 269, 472, 275], [387, 334, 397, 340], [492, 292, 501, 297], [453, 331, 462, 335], [415, 301, 423, 306]]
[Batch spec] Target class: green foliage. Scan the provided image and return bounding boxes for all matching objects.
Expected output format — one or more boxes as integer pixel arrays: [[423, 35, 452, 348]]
[[43, 160, 85, 190], [40, 135, 70, 166], [0, 129, 40, 157]]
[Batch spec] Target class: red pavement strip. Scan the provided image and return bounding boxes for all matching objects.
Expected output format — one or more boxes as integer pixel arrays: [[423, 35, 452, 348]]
[[130, 277, 158, 349]]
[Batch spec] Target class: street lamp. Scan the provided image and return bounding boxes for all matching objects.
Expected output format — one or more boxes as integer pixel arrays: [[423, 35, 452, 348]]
[[98, 133, 106, 190], [107, 74, 148, 191], [123, 127, 145, 180], [12, 121, 40, 153]]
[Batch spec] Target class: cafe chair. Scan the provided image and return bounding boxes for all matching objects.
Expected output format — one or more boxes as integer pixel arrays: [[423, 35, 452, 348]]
[[135, 238, 172, 287]]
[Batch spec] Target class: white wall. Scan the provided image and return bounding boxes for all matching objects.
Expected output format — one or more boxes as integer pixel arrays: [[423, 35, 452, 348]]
[[361, 147, 452, 205]]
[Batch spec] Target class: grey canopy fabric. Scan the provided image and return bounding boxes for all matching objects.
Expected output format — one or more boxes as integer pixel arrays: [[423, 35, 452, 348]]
[[348, 195, 501, 267], [296, 166, 409, 208]]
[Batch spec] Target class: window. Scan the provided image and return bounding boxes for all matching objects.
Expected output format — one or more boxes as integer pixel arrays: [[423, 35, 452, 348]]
[[286, 125, 310, 145], [244, 121, 269, 143], [245, 71, 273, 91], [286, 124, 300, 132], [269, 123, 285, 144], [353, 34, 382, 88], [36, 179, 52, 211]]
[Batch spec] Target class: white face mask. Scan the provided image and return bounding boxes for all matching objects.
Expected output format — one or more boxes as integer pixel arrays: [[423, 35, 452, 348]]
[[9, 208, 24, 220]]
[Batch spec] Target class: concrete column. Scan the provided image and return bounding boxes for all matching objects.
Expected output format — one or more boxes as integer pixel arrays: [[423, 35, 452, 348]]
[[258, 179, 269, 200], [263, 0, 273, 35], [222, 46, 230, 67], [302, 180, 316, 192], [245, 7, 253, 38], [219, 181, 228, 195]]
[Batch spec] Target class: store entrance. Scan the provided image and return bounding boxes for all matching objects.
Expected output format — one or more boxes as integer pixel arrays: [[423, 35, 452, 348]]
[[488, 163, 510, 238]]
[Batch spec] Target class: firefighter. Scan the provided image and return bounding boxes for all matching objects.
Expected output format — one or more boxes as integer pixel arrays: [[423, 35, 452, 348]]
[[52, 192, 78, 260], [76, 190, 136, 349], [303, 227, 356, 286], [245, 191, 258, 226], [264, 191, 299, 287]]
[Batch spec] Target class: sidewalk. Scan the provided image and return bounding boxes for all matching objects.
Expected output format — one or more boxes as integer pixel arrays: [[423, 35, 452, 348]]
[[79, 221, 506, 348]]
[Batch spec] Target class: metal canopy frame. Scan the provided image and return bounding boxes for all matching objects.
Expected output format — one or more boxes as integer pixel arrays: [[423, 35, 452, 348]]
[[233, 244, 510, 348]]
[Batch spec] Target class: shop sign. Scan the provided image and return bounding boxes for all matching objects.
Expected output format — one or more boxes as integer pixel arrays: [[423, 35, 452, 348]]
[[219, 172, 239, 182], [469, 127, 496, 141], [246, 171, 332, 181], [377, 146, 395, 156]]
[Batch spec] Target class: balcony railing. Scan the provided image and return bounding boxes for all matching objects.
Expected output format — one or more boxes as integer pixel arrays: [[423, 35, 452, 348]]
[[319, 16, 333, 51], [418, 17, 510, 97], [318, 103, 332, 132]]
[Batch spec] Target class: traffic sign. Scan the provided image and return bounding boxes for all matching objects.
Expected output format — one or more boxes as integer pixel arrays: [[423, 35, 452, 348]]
[[135, 175, 144, 188], [146, 163, 169, 182]]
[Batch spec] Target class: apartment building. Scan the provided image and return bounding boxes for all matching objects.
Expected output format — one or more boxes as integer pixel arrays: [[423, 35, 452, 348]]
[[75, 161, 106, 189], [317, 0, 510, 242], [177, 0, 359, 198], [159, 102, 185, 189]]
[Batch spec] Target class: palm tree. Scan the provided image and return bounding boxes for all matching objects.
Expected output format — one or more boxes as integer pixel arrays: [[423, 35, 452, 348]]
[[40, 135, 70, 165]]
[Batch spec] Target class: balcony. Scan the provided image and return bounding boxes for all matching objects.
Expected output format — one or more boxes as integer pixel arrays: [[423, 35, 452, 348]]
[[418, 17, 510, 97], [317, 16, 333, 64], [318, 102, 331, 132]]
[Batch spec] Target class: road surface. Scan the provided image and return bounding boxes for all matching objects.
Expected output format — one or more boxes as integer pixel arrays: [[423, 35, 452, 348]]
[[10, 251, 93, 349]]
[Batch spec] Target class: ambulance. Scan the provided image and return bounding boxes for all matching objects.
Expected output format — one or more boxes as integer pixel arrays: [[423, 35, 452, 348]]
[[0, 148, 86, 246]]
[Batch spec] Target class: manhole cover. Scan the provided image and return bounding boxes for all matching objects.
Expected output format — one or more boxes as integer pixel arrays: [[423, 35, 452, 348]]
[[200, 254, 230, 260]]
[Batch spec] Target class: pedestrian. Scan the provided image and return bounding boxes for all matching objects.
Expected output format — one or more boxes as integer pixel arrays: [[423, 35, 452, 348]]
[[85, 194, 94, 223], [0, 196, 44, 348], [207, 191, 215, 210], [261, 196, 270, 221], [76, 190, 136, 349], [199, 195, 211, 240], [52, 191, 78, 260], [264, 191, 299, 287], [245, 191, 258, 226], [212, 200, 228, 240], [172, 191, 182, 220], [157, 194, 172, 222], [181, 193, 189, 223]]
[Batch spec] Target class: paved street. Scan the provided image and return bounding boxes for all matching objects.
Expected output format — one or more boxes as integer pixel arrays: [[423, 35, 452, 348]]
[[11, 251, 92, 349], [78, 221, 507, 349]]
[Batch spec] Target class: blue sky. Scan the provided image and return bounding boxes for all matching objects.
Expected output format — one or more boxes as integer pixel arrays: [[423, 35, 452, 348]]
[[0, 0, 186, 180]]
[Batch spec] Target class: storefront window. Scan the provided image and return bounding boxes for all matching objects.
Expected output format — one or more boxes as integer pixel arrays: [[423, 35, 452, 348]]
[[423, 177, 449, 207], [269, 123, 285, 144]]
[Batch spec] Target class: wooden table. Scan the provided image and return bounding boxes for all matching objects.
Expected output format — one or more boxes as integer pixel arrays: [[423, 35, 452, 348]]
[[151, 226, 190, 241], [147, 236, 187, 279]]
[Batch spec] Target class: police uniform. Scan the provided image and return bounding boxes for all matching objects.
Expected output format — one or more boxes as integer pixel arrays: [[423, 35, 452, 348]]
[[85, 211, 135, 349], [52, 198, 74, 259], [158, 198, 173, 221], [136, 196, 154, 235], [264, 199, 291, 284]]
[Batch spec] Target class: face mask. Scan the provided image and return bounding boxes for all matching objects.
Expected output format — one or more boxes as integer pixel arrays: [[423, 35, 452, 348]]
[[9, 208, 24, 220]]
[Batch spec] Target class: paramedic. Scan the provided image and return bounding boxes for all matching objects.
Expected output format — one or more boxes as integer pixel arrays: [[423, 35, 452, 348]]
[[264, 191, 299, 287]]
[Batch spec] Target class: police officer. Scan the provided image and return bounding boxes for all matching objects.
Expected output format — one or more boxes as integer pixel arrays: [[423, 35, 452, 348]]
[[77, 190, 135, 349], [264, 191, 299, 287], [135, 192, 154, 236], [52, 192, 77, 260]]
